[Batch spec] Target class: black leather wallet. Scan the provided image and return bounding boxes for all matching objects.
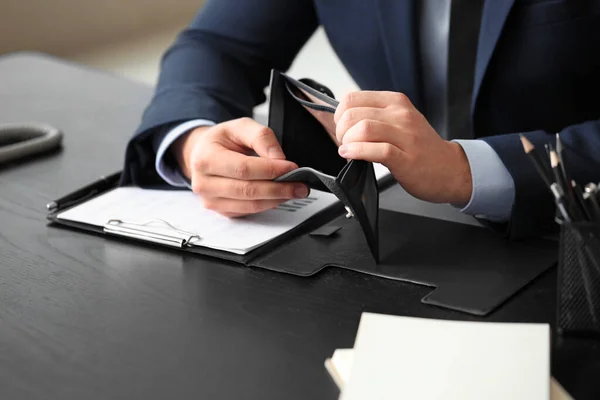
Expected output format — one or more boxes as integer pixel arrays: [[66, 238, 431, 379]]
[[268, 70, 379, 261]]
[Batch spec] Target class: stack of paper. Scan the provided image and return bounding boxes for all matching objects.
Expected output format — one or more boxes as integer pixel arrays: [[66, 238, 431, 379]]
[[326, 313, 573, 400]]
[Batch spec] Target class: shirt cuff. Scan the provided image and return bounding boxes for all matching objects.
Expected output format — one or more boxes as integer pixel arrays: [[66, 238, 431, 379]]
[[453, 139, 516, 222], [155, 119, 216, 188]]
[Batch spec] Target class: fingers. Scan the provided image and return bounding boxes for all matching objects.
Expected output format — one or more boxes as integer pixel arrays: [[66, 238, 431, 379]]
[[225, 117, 286, 160], [334, 91, 413, 123], [191, 166, 309, 217], [201, 198, 289, 217], [182, 117, 312, 217], [338, 142, 406, 165], [335, 107, 415, 144], [188, 118, 297, 180], [192, 175, 309, 200], [196, 147, 298, 180], [337, 118, 415, 152]]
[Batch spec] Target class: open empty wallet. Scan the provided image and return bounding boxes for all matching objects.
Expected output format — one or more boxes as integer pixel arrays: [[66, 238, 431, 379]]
[[268, 70, 380, 262]]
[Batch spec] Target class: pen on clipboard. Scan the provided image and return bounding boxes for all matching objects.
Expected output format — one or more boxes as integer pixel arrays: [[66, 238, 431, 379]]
[[46, 171, 121, 212]]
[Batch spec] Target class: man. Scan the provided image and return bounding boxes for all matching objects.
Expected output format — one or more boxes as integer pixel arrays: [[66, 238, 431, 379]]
[[123, 0, 600, 239]]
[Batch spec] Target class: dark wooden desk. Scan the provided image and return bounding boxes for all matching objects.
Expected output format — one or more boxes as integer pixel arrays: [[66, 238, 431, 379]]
[[0, 53, 598, 400]]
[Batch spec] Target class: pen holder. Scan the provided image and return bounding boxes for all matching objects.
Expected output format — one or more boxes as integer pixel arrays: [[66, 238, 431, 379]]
[[557, 222, 600, 339]]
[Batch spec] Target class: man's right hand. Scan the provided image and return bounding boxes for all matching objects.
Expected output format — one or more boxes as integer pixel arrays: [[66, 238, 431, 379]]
[[172, 117, 308, 217]]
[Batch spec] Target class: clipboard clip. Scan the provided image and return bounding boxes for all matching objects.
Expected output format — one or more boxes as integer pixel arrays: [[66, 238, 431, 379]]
[[103, 219, 201, 248]]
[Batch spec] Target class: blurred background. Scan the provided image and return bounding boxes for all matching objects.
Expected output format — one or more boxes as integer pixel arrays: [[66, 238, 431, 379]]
[[1, 0, 357, 112]]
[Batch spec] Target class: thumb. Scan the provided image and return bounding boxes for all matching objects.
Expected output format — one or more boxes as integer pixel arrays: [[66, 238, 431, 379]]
[[228, 118, 287, 160], [255, 134, 286, 160]]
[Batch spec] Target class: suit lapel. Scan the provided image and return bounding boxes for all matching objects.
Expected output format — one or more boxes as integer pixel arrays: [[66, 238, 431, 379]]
[[375, 0, 423, 110], [472, 0, 516, 113]]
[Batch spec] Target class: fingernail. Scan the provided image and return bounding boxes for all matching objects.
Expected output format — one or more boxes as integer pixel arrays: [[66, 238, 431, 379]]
[[338, 145, 349, 157], [294, 185, 309, 198], [267, 146, 285, 159]]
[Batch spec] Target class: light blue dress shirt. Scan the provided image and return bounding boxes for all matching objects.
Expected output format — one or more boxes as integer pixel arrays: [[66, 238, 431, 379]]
[[155, 1, 516, 222], [155, 119, 213, 189]]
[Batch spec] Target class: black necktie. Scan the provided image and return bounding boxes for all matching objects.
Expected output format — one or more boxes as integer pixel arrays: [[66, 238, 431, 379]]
[[447, 0, 484, 139]]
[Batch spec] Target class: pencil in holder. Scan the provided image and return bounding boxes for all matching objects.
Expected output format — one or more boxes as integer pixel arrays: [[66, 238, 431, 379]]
[[557, 222, 600, 339]]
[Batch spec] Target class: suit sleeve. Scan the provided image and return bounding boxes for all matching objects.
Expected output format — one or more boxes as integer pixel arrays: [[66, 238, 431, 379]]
[[121, 0, 319, 186], [482, 119, 600, 239]]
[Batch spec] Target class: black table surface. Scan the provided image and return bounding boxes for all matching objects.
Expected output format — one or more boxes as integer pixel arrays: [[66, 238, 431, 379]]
[[0, 53, 598, 400]]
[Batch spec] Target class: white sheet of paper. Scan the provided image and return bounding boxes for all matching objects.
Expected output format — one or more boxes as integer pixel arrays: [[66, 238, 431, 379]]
[[57, 187, 338, 254], [341, 313, 550, 400], [327, 347, 572, 400]]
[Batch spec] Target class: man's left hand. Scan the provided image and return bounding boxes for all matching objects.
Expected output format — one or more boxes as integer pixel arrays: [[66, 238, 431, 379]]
[[334, 91, 473, 206]]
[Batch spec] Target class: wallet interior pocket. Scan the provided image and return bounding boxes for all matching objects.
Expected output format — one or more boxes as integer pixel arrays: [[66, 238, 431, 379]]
[[269, 71, 347, 177], [284, 79, 340, 146]]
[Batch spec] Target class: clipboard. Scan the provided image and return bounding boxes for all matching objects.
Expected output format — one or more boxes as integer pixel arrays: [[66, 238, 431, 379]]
[[46, 172, 348, 265]]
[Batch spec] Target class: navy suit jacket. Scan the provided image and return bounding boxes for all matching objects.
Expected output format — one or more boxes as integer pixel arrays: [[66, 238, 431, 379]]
[[123, 0, 600, 239]]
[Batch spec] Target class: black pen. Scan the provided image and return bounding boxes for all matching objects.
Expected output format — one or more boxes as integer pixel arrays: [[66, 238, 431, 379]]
[[550, 183, 572, 223], [584, 183, 600, 222], [555, 134, 581, 215], [549, 150, 565, 190], [555, 134, 572, 183], [544, 143, 552, 165], [572, 181, 592, 221], [550, 150, 581, 220], [46, 171, 121, 211]]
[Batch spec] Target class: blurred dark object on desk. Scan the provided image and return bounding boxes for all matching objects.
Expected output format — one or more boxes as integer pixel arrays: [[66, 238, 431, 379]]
[[0, 122, 62, 165]]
